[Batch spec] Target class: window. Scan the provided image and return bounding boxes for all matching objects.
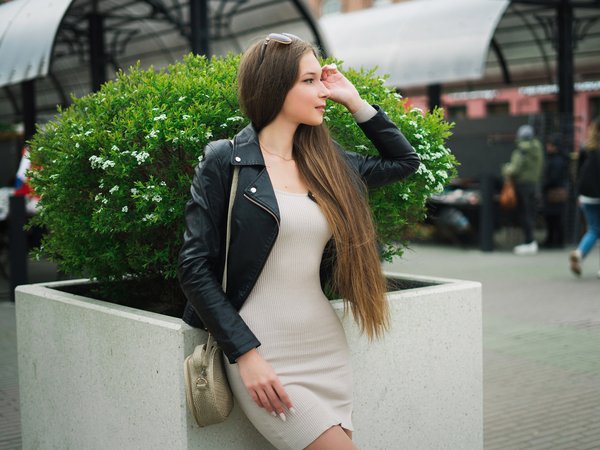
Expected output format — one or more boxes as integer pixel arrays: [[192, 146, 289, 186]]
[[321, 0, 342, 15], [486, 102, 509, 116], [590, 96, 600, 120], [540, 99, 559, 113], [446, 105, 467, 120]]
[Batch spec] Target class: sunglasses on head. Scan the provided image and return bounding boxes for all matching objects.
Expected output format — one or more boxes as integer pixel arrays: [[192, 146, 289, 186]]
[[258, 32, 301, 67]]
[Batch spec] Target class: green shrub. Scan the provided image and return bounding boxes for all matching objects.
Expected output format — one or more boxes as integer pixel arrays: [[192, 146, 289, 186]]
[[28, 53, 456, 305]]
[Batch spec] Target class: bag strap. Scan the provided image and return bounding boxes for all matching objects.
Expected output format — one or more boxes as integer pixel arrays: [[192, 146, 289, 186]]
[[222, 140, 238, 292], [204, 139, 238, 361]]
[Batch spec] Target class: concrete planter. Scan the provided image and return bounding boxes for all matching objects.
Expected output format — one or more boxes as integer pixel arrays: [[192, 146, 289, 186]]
[[16, 272, 482, 449]]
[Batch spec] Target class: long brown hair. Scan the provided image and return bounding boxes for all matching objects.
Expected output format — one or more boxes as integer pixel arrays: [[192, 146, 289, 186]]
[[238, 36, 389, 338], [585, 117, 600, 151]]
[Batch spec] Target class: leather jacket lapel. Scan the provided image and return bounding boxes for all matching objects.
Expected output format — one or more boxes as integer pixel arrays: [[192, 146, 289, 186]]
[[231, 123, 280, 224]]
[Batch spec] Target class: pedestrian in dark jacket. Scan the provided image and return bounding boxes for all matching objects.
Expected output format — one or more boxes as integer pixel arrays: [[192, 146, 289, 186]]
[[178, 33, 420, 448], [569, 117, 600, 278], [541, 133, 569, 248]]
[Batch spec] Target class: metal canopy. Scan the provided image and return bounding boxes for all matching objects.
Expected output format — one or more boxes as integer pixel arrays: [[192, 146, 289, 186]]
[[319, 0, 510, 88], [0, 0, 327, 122], [0, 0, 73, 87]]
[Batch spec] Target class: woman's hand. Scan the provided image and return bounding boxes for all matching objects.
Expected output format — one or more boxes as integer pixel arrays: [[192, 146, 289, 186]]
[[320, 63, 363, 113], [236, 348, 294, 420]]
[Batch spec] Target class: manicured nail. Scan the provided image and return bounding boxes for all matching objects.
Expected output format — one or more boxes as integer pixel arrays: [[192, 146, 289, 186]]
[[279, 412, 287, 422], [289, 407, 297, 415], [271, 411, 277, 417]]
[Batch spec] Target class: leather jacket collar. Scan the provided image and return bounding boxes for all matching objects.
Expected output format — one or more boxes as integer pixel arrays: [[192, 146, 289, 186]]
[[231, 123, 266, 167]]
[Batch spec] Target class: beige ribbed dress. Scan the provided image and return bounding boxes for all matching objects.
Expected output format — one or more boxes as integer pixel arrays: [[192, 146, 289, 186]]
[[225, 189, 353, 450]]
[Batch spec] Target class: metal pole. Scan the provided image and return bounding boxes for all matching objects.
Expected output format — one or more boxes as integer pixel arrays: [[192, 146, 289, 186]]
[[89, 12, 107, 91], [557, 0, 576, 244], [21, 79, 36, 142], [190, 0, 210, 55], [479, 174, 495, 252], [9, 195, 28, 302], [427, 84, 442, 112]]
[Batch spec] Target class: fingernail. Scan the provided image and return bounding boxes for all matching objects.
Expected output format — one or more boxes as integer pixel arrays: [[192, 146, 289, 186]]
[[279, 412, 287, 422], [289, 407, 297, 415], [330, 63, 337, 70], [271, 411, 277, 417]]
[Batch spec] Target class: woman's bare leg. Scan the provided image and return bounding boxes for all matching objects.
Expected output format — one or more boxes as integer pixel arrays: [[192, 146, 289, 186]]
[[304, 426, 358, 450]]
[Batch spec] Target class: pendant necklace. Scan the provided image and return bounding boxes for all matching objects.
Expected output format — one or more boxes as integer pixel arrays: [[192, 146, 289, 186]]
[[260, 141, 294, 162]]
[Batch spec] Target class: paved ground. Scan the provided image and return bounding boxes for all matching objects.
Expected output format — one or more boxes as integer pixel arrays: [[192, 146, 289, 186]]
[[385, 243, 600, 450], [1, 243, 599, 449]]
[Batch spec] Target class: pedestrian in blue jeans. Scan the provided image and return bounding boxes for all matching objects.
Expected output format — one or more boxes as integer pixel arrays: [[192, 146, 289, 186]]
[[570, 117, 600, 278]]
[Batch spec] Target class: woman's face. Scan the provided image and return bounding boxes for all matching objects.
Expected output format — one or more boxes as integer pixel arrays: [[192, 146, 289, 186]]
[[278, 52, 330, 127]]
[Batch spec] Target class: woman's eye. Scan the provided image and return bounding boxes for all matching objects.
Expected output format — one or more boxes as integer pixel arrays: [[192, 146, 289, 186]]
[[304, 79, 314, 84]]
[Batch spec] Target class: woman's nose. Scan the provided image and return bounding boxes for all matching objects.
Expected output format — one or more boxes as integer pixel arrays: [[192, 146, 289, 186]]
[[319, 84, 330, 98]]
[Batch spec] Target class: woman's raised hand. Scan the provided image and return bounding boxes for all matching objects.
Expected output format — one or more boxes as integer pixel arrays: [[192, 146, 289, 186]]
[[320, 63, 364, 113], [236, 348, 294, 421]]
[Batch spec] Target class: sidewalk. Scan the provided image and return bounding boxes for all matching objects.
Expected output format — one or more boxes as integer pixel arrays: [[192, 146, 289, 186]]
[[1, 246, 599, 449], [386, 244, 600, 450]]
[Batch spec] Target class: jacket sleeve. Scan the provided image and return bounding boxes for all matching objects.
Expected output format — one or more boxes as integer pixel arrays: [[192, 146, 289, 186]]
[[502, 148, 524, 179], [178, 143, 261, 364], [341, 105, 420, 189]]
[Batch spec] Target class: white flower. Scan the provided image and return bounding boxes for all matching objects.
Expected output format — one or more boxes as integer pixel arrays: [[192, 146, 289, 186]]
[[75, 143, 80, 149], [89, 155, 103, 169], [130, 188, 138, 195], [152, 195, 162, 203], [134, 151, 150, 164], [205, 131, 213, 139], [160, 181, 166, 186], [101, 160, 115, 170], [122, 206, 128, 213], [102, 198, 108, 205], [154, 114, 167, 121], [178, 96, 186, 101], [198, 155, 204, 163], [109, 185, 119, 194], [142, 213, 155, 222], [226, 116, 244, 122], [145, 129, 158, 139], [355, 145, 368, 151], [111, 145, 120, 152], [85, 130, 93, 136], [152, 107, 159, 111], [182, 115, 190, 120], [436, 170, 448, 179]]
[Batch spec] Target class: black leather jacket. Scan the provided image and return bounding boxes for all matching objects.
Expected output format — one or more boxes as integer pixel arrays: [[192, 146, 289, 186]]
[[178, 106, 420, 363]]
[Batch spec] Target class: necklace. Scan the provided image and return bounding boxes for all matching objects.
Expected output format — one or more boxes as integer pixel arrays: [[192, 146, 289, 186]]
[[260, 141, 294, 162]]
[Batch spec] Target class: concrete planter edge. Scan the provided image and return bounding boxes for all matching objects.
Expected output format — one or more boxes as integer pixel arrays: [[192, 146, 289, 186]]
[[15, 272, 482, 450]]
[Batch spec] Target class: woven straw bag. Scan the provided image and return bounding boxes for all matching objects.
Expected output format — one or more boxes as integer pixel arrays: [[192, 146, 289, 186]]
[[183, 153, 238, 427], [184, 333, 233, 427]]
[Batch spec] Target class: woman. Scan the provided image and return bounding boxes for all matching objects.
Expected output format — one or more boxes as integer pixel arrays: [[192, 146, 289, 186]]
[[569, 117, 600, 278], [178, 33, 420, 449]]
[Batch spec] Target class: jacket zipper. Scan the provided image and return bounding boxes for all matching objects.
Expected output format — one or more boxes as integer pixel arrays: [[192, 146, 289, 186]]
[[243, 193, 280, 227]]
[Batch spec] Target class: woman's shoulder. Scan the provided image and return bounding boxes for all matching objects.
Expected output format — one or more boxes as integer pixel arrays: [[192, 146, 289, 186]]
[[203, 139, 234, 166]]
